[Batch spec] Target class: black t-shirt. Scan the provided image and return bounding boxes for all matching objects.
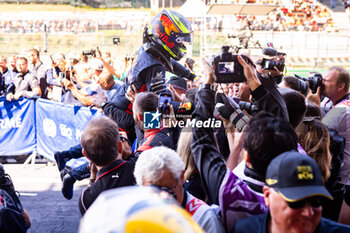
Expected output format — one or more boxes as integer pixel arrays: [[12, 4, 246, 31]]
[[79, 159, 136, 215]]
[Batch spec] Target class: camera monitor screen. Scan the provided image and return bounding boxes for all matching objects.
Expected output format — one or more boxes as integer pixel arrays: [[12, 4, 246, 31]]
[[264, 60, 272, 69], [159, 95, 172, 107], [218, 62, 235, 74]]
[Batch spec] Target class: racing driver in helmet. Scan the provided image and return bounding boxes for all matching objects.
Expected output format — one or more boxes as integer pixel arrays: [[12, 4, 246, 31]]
[[101, 9, 196, 141]]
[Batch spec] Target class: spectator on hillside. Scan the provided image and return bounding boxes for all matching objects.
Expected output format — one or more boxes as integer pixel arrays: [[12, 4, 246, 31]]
[[78, 116, 136, 215], [6, 57, 41, 101]]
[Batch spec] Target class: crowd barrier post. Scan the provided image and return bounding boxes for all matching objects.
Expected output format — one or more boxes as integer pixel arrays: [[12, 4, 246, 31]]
[[22, 150, 37, 168]]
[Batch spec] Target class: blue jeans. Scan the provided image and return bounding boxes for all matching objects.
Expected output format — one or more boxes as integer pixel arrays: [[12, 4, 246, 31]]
[[54, 144, 90, 180], [70, 161, 90, 181]]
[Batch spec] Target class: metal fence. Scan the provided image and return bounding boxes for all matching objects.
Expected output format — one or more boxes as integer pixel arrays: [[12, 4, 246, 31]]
[[1, 28, 350, 68]]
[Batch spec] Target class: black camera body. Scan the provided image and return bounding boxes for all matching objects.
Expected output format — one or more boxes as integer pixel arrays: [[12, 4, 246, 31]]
[[82, 49, 96, 57], [260, 58, 285, 72], [212, 46, 254, 83], [258, 47, 286, 72], [113, 37, 120, 45], [295, 73, 322, 94], [239, 100, 258, 115]]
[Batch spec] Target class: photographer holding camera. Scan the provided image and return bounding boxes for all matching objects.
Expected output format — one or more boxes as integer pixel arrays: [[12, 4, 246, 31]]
[[212, 46, 289, 122], [316, 67, 350, 224], [191, 57, 297, 232]]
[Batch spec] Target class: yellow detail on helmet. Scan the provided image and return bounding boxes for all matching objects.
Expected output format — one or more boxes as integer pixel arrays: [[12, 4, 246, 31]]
[[167, 10, 190, 34], [125, 205, 204, 233], [162, 44, 176, 57]]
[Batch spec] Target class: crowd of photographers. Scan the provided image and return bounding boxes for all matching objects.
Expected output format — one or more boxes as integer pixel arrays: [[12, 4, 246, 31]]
[[1, 8, 350, 233]]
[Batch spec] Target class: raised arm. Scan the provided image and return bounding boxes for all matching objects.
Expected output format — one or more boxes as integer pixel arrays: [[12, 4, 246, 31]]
[[191, 59, 227, 204]]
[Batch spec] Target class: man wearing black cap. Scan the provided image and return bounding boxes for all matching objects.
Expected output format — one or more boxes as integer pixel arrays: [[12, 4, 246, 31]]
[[232, 151, 350, 233], [167, 75, 187, 99]]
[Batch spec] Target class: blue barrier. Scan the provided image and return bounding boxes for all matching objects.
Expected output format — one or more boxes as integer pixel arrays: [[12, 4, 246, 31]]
[[36, 98, 99, 161], [0, 97, 36, 156], [0, 97, 99, 161]]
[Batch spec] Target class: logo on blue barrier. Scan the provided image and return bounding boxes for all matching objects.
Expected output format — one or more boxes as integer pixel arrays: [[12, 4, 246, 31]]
[[143, 111, 161, 129]]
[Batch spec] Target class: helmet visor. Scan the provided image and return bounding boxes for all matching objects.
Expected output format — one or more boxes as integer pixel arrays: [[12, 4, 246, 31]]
[[160, 13, 193, 45]]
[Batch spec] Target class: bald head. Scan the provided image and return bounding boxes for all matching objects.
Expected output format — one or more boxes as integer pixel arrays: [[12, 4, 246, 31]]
[[98, 71, 115, 90]]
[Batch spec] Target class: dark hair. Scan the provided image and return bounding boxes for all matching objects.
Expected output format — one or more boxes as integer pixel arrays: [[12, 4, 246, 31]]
[[296, 119, 331, 181], [305, 102, 322, 119], [279, 88, 306, 129], [134, 92, 159, 114], [281, 76, 309, 96], [243, 112, 298, 179], [81, 117, 119, 166]]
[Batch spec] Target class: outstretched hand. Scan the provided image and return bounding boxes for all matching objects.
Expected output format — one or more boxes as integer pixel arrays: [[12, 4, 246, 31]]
[[306, 86, 321, 107], [201, 58, 214, 85], [237, 55, 261, 91]]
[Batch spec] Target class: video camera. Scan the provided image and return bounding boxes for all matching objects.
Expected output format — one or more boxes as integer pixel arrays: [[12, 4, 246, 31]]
[[113, 37, 120, 45], [211, 45, 255, 83], [294, 73, 323, 94], [82, 49, 96, 57], [258, 47, 286, 72]]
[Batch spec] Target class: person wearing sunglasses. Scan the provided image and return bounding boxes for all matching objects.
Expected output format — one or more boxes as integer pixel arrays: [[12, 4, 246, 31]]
[[232, 151, 350, 233], [134, 146, 225, 233]]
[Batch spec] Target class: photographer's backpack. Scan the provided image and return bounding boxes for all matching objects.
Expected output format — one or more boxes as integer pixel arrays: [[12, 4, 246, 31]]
[[323, 129, 346, 221], [0, 164, 23, 214]]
